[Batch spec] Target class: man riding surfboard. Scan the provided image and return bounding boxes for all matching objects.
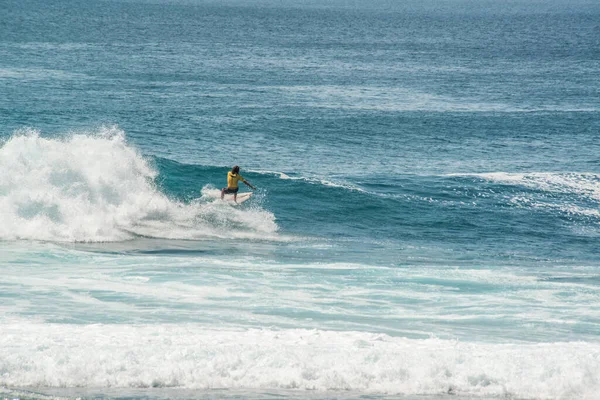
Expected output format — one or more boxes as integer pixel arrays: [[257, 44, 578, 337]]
[[221, 165, 256, 203]]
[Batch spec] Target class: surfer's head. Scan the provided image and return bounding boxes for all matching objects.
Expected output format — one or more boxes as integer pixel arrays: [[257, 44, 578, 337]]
[[232, 165, 240, 174]]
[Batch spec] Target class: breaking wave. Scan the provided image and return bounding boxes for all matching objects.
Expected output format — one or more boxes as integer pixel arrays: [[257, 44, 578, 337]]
[[1, 323, 599, 399], [0, 127, 278, 242]]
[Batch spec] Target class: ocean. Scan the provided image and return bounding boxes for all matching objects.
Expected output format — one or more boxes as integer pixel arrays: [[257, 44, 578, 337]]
[[1, 0, 599, 399]]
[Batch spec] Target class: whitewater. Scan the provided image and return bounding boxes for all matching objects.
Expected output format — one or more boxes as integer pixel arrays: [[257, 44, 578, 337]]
[[0, 128, 278, 242]]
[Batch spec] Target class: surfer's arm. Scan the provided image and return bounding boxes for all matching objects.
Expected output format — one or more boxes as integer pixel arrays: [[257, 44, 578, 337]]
[[243, 179, 256, 190]]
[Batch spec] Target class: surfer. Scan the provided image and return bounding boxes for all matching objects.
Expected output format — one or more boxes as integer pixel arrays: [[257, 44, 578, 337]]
[[221, 165, 256, 203]]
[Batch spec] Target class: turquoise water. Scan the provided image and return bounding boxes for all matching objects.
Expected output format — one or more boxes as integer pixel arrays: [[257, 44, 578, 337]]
[[1, 0, 600, 399]]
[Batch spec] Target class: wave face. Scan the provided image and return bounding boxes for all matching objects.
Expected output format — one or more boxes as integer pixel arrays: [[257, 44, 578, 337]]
[[0, 128, 278, 242], [2, 127, 598, 256]]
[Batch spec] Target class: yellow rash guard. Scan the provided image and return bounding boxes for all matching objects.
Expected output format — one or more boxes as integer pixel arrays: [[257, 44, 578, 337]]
[[227, 172, 245, 189]]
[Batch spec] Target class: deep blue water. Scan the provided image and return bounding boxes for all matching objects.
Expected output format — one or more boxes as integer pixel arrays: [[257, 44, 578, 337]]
[[1, 0, 599, 399]]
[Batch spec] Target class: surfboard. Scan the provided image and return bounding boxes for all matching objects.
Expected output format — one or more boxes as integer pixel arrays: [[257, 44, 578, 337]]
[[223, 192, 253, 204]]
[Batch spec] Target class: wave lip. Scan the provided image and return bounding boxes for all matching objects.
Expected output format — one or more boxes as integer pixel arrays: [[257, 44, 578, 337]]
[[450, 172, 600, 198], [0, 127, 279, 242], [1, 324, 599, 399], [249, 168, 370, 194], [447, 171, 600, 219]]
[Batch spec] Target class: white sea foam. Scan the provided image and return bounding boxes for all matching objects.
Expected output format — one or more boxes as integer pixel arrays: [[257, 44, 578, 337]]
[[449, 172, 600, 219], [455, 172, 600, 200], [1, 243, 597, 344], [0, 127, 278, 242], [0, 323, 598, 399]]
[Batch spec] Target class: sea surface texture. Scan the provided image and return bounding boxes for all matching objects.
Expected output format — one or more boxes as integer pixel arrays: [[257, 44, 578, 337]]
[[1, 0, 599, 399]]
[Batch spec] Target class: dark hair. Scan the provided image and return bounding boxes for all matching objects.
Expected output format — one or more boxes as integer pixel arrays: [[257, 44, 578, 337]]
[[232, 165, 240, 174]]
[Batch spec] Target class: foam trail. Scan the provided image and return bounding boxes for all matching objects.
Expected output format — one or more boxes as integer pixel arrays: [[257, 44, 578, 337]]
[[447, 172, 600, 219], [0, 323, 599, 399], [451, 172, 600, 201], [0, 127, 278, 242]]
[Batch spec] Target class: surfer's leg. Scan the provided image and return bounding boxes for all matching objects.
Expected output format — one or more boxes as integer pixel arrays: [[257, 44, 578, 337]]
[[221, 188, 225, 200]]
